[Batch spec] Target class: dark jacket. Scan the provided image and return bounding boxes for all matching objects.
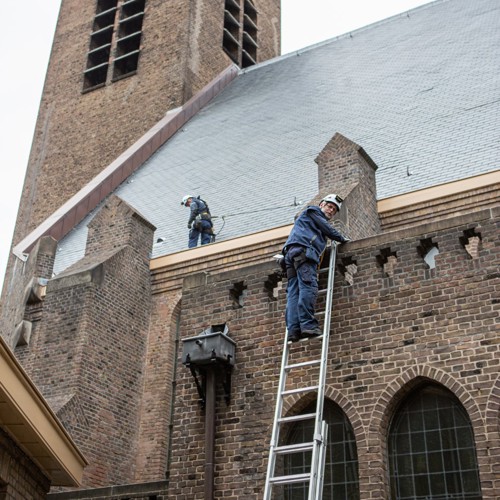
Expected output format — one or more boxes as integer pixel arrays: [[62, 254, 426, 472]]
[[283, 206, 347, 263], [188, 197, 212, 226]]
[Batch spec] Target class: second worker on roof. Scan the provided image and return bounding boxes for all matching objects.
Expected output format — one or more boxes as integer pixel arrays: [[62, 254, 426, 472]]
[[181, 195, 214, 248]]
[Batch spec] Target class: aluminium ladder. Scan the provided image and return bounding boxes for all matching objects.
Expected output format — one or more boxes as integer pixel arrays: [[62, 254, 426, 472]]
[[264, 242, 339, 500]]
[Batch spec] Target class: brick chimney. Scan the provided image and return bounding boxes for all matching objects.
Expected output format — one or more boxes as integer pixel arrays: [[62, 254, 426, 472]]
[[315, 132, 381, 240]]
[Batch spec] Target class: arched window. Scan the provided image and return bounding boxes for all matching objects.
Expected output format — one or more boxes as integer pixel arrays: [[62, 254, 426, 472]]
[[389, 384, 482, 499], [283, 400, 359, 499]]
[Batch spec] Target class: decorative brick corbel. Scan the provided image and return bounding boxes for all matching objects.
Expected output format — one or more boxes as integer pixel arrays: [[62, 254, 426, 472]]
[[13, 320, 32, 347]]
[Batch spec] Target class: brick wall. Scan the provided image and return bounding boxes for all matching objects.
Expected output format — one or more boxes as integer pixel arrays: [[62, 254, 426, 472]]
[[166, 207, 499, 499], [0, 428, 50, 500], [133, 291, 182, 481], [168, 261, 284, 499], [254, 0, 281, 62], [13, 197, 155, 489]]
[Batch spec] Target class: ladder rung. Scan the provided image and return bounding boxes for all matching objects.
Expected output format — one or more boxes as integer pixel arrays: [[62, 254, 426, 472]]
[[270, 472, 311, 485], [318, 288, 328, 296], [274, 442, 314, 454], [285, 359, 321, 370], [282, 385, 319, 396], [278, 412, 316, 424]]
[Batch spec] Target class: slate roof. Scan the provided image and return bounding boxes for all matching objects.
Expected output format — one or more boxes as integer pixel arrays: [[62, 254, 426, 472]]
[[53, 0, 499, 274]]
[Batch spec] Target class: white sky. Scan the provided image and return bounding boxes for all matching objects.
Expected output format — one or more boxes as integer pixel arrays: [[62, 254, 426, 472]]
[[0, 0, 433, 290]]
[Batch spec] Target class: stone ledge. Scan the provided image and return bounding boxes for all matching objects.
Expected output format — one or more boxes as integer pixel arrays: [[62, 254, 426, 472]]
[[49, 264, 104, 292]]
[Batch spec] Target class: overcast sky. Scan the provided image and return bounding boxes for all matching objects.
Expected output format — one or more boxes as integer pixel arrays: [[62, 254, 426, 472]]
[[0, 0, 433, 290]]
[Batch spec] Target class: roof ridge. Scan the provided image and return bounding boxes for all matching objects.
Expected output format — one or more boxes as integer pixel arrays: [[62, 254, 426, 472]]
[[241, 0, 446, 74]]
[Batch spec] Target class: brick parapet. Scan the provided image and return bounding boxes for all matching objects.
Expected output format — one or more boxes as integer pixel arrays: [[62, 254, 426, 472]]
[[150, 207, 498, 296], [380, 182, 500, 232], [151, 235, 286, 294]]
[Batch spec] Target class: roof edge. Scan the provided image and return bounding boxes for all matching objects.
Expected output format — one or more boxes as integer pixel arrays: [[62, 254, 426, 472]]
[[378, 170, 500, 212], [151, 205, 499, 277], [244, 0, 446, 73], [13, 64, 240, 261], [150, 224, 292, 270], [151, 170, 499, 271]]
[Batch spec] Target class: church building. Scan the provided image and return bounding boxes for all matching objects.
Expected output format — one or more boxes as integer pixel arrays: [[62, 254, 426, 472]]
[[1, 0, 498, 499]]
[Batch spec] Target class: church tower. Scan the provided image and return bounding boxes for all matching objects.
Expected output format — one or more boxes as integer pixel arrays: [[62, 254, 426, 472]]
[[2, 0, 280, 331]]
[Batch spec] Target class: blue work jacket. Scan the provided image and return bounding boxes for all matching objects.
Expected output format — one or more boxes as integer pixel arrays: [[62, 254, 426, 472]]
[[283, 206, 346, 263]]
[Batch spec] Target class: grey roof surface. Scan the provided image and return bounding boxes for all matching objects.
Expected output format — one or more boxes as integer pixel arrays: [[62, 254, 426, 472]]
[[54, 0, 499, 274]]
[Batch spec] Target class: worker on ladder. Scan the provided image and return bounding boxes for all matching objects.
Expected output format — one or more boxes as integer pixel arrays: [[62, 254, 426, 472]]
[[282, 194, 349, 342], [181, 194, 215, 248]]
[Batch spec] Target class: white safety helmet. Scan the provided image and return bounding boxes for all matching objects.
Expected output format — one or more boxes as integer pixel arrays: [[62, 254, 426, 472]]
[[181, 194, 194, 206], [320, 193, 343, 211]]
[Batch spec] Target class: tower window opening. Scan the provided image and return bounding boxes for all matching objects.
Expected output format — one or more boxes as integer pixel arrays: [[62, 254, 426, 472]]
[[96, 0, 119, 14], [93, 8, 117, 31], [223, 0, 241, 64], [84, 0, 146, 92], [242, 0, 257, 68], [122, 0, 146, 18], [223, 0, 258, 68]]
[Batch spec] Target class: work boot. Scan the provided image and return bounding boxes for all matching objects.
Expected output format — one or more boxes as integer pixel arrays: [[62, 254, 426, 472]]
[[287, 331, 301, 343], [301, 328, 323, 338]]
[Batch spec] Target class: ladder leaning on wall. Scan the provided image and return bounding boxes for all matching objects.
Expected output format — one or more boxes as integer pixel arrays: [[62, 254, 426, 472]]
[[263, 242, 339, 500]]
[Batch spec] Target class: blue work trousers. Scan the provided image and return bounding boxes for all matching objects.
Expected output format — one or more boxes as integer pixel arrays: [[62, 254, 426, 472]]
[[285, 248, 319, 334], [188, 220, 212, 248]]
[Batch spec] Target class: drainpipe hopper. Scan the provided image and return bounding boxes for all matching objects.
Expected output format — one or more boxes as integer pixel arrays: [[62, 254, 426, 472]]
[[182, 325, 236, 500]]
